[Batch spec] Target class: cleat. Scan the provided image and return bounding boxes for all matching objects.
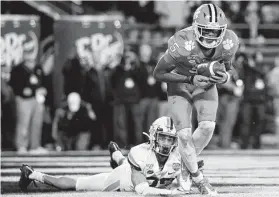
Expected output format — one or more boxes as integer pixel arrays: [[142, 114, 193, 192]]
[[180, 160, 205, 192], [195, 177, 217, 196], [198, 160, 204, 169], [108, 141, 121, 169], [19, 164, 34, 192], [198, 160, 204, 173]]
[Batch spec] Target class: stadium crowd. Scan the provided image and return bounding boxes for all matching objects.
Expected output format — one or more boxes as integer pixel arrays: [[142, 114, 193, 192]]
[[1, 0, 279, 153]]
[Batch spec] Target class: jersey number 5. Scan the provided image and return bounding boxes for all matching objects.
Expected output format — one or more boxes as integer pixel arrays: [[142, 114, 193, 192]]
[[169, 43, 179, 52]]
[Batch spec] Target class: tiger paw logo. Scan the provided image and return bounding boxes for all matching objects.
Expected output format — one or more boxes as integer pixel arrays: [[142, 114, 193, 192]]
[[193, 9, 201, 20], [222, 39, 234, 50], [184, 40, 195, 51]]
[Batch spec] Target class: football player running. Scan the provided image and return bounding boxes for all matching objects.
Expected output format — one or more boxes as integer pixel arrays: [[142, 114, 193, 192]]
[[153, 3, 239, 196], [19, 116, 203, 195]]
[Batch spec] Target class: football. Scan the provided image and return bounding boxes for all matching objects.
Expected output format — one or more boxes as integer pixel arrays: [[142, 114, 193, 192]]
[[196, 61, 226, 77]]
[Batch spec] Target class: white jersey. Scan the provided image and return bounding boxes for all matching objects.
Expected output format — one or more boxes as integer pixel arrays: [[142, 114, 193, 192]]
[[76, 143, 181, 192], [127, 143, 181, 188]]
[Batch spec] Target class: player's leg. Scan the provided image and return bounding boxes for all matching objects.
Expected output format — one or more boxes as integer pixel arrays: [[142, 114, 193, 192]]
[[192, 85, 218, 155], [19, 164, 109, 191], [76, 173, 109, 191], [167, 87, 199, 174], [19, 164, 76, 191], [191, 85, 218, 196], [108, 141, 127, 169], [103, 163, 133, 192]]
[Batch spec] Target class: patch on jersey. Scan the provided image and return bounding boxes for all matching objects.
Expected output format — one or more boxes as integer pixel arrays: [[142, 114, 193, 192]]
[[146, 164, 154, 169], [172, 163, 181, 171], [222, 39, 234, 50], [184, 40, 195, 51], [145, 164, 154, 175]]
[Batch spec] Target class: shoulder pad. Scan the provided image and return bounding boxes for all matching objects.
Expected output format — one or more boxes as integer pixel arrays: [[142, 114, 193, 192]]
[[127, 144, 148, 171]]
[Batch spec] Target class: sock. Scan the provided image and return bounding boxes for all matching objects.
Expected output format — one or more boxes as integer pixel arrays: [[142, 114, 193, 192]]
[[192, 171, 204, 183], [112, 151, 125, 165], [178, 128, 199, 173], [29, 171, 45, 183]]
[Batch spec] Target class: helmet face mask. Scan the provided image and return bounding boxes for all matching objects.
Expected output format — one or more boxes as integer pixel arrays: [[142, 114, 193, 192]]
[[147, 117, 177, 157], [155, 132, 177, 156], [193, 4, 228, 49]]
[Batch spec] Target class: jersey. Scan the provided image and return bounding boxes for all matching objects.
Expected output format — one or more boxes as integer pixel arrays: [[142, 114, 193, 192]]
[[166, 26, 239, 77], [127, 143, 181, 188]]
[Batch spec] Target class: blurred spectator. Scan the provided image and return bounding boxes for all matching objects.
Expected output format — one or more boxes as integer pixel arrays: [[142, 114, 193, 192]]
[[217, 45, 245, 149], [52, 92, 96, 151], [63, 49, 87, 96], [117, 1, 159, 24], [110, 50, 143, 148], [9, 59, 47, 154], [244, 2, 260, 40], [258, 4, 279, 38], [156, 52, 170, 117], [267, 56, 279, 148], [1, 67, 16, 150], [225, 1, 246, 24], [137, 44, 160, 133], [238, 50, 267, 149], [82, 64, 114, 150], [154, 1, 190, 27], [141, 29, 152, 44]]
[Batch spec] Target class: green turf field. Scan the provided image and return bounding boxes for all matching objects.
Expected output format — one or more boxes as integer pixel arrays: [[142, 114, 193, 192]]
[[1, 150, 279, 196]]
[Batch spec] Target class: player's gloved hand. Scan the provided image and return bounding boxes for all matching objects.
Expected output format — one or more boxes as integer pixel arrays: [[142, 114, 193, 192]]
[[209, 71, 229, 84], [192, 75, 211, 88]]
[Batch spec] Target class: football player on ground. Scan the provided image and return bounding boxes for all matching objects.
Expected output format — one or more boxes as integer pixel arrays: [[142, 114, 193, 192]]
[[19, 116, 203, 195], [153, 3, 239, 196]]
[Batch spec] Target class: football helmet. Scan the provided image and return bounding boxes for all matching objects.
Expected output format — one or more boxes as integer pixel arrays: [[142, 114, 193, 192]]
[[192, 4, 227, 48], [144, 116, 177, 156]]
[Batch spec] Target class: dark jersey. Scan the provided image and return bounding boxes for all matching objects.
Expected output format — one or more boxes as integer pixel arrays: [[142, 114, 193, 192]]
[[166, 26, 239, 77]]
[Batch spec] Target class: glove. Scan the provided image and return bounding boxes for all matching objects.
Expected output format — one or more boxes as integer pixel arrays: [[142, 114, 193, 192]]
[[209, 71, 229, 84], [192, 75, 212, 88]]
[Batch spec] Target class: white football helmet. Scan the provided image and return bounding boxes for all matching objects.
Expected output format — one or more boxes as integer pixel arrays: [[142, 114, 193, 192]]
[[144, 116, 177, 156]]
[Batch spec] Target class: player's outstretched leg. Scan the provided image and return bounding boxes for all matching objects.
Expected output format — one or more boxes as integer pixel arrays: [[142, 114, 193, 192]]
[[19, 164, 77, 191], [108, 141, 126, 169]]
